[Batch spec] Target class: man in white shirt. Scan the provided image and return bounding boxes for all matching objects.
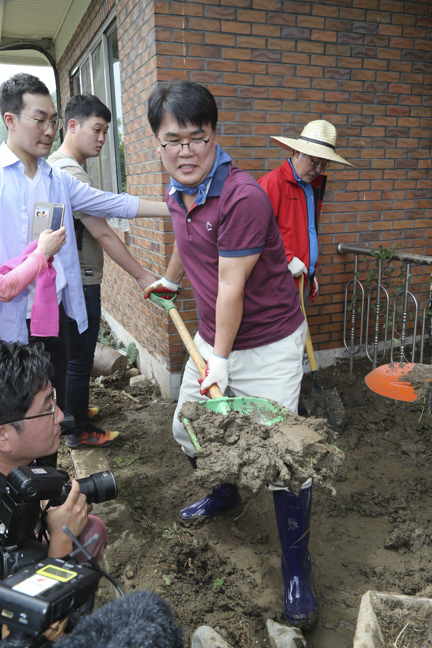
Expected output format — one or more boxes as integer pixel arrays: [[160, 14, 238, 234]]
[[0, 73, 166, 459]]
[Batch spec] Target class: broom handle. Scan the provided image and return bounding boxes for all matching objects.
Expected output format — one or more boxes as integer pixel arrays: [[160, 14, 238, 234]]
[[298, 275, 318, 373]]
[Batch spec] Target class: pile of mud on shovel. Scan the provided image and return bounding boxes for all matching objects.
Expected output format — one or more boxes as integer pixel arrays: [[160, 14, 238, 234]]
[[149, 290, 344, 498], [180, 398, 344, 497]]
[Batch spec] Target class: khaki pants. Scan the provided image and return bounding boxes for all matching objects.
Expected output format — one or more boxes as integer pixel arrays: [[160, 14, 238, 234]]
[[173, 321, 308, 458]]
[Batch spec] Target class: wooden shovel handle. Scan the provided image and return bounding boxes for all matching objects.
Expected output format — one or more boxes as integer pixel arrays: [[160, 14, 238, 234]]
[[168, 308, 224, 399], [298, 275, 318, 372]]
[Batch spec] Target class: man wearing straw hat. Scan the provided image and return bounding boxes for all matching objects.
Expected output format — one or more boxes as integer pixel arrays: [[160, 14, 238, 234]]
[[259, 120, 353, 303]]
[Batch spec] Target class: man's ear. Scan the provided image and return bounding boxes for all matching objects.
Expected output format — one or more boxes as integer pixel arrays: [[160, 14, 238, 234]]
[[155, 134, 162, 156], [0, 424, 12, 453], [3, 112, 15, 131], [68, 118, 79, 134]]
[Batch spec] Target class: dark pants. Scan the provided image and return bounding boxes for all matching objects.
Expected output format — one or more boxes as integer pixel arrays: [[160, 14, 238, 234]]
[[28, 302, 69, 467], [27, 302, 69, 410], [65, 284, 101, 435]]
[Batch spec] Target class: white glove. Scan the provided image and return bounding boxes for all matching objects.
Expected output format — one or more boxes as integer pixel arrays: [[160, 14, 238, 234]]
[[309, 277, 319, 302], [144, 276, 179, 299], [199, 352, 229, 396], [288, 257, 307, 277]]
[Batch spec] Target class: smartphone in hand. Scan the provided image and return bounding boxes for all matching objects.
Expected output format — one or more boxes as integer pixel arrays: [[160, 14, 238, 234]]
[[32, 202, 65, 238]]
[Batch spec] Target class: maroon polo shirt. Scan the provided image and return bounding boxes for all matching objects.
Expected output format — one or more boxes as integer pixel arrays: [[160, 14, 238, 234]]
[[166, 163, 304, 350]]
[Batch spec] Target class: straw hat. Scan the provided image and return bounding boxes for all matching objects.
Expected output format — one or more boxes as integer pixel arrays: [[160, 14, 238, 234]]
[[271, 120, 353, 166]]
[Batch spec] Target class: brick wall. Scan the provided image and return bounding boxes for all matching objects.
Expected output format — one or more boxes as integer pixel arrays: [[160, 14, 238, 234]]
[[57, 0, 432, 378]]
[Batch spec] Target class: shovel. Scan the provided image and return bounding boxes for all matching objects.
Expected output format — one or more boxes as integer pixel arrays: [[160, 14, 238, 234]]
[[298, 275, 345, 432], [148, 292, 289, 450], [365, 362, 432, 402]]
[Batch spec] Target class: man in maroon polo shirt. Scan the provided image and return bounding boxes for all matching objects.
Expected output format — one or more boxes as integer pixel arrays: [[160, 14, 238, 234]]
[[144, 81, 317, 629]]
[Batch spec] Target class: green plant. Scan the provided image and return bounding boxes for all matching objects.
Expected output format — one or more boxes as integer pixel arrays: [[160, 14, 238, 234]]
[[162, 522, 178, 540], [361, 244, 412, 342], [126, 342, 138, 365], [112, 454, 143, 468]]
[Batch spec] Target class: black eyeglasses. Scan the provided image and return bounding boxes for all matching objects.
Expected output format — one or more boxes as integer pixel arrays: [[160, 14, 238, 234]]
[[17, 114, 63, 132], [1, 388, 57, 425], [308, 155, 330, 173], [158, 134, 212, 157]]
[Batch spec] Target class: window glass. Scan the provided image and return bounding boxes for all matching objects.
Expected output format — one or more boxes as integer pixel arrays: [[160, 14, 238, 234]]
[[71, 21, 123, 198]]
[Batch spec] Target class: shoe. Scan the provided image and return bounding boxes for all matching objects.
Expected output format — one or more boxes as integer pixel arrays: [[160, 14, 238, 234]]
[[180, 484, 241, 520], [87, 406, 100, 419], [66, 424, 120, 449], [297, 401, 308, 416]]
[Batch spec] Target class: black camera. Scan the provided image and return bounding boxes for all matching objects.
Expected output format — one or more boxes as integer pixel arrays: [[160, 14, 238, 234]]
[[0, 467, 118, 647], [0, 556, 100, 647], [0, 466, 117, 578]]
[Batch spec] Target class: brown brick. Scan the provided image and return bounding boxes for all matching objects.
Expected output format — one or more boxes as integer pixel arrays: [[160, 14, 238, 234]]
[[325, 44, 352, 56], [237, 9, 267, 23], [253, 50, 284, 62], [253, 24, 281, 37], [255, 99, 282, 111], [267, 39, 296, 52], [270, 88, 302, 99], [281, 26, 311, 40], [338, 32, 364, 45], [363, 58, 388, 70], [298, 89, 323, 101], [237, 35, 266, 48], [238, 86, 269, 98], [222, 48, 252, 60], [326, 19, 352, 32], [282, 53, 310, 65], [221, 20, 251, 34], [205, 33, 235, 46], [310, 54, 342, 67], [204, 6, 235, 19], [237, 61, 267, 74], [297, 66, 324, 78], [207, 60, 236, 72], [298, 41, 324, 54], [189, 44, 221, 58], [267, 63, 296, 76], [223, 73, 254, 85]]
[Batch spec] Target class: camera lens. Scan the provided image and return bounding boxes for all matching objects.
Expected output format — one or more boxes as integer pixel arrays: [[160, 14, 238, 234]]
[[76, 470, 117, 504]]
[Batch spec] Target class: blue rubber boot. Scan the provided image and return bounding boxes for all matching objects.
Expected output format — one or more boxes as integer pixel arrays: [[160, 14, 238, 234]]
[[180, 484, 242, 520], [273, 483, 318, 629]]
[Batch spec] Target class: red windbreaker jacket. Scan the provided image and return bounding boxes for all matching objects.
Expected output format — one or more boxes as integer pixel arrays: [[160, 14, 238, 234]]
[[258, 160, 327, 285]]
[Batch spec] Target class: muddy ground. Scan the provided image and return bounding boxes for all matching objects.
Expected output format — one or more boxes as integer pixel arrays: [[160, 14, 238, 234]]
[[66, 356, 432, 648]]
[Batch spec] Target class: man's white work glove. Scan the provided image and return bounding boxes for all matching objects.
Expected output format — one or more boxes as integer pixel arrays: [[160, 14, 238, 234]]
[[309, 277, 319, 303], [143, 276, 179, 300], [288, 257, 307, 278], [198, 352, 228, 396]]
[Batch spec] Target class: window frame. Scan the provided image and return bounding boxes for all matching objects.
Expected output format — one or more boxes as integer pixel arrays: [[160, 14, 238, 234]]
[[70, 11, 124, 208]]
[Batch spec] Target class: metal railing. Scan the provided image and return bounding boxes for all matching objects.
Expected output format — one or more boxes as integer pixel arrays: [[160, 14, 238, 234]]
[[338, 243, 432, 371]]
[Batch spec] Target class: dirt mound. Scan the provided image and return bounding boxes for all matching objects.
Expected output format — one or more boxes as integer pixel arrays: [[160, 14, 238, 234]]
[[75, 356, 432, 647]]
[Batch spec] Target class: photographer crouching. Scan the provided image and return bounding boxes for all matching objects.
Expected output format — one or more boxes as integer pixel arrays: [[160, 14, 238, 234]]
[[0, 341, 185, 648], [0, 340, 106, 563]]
